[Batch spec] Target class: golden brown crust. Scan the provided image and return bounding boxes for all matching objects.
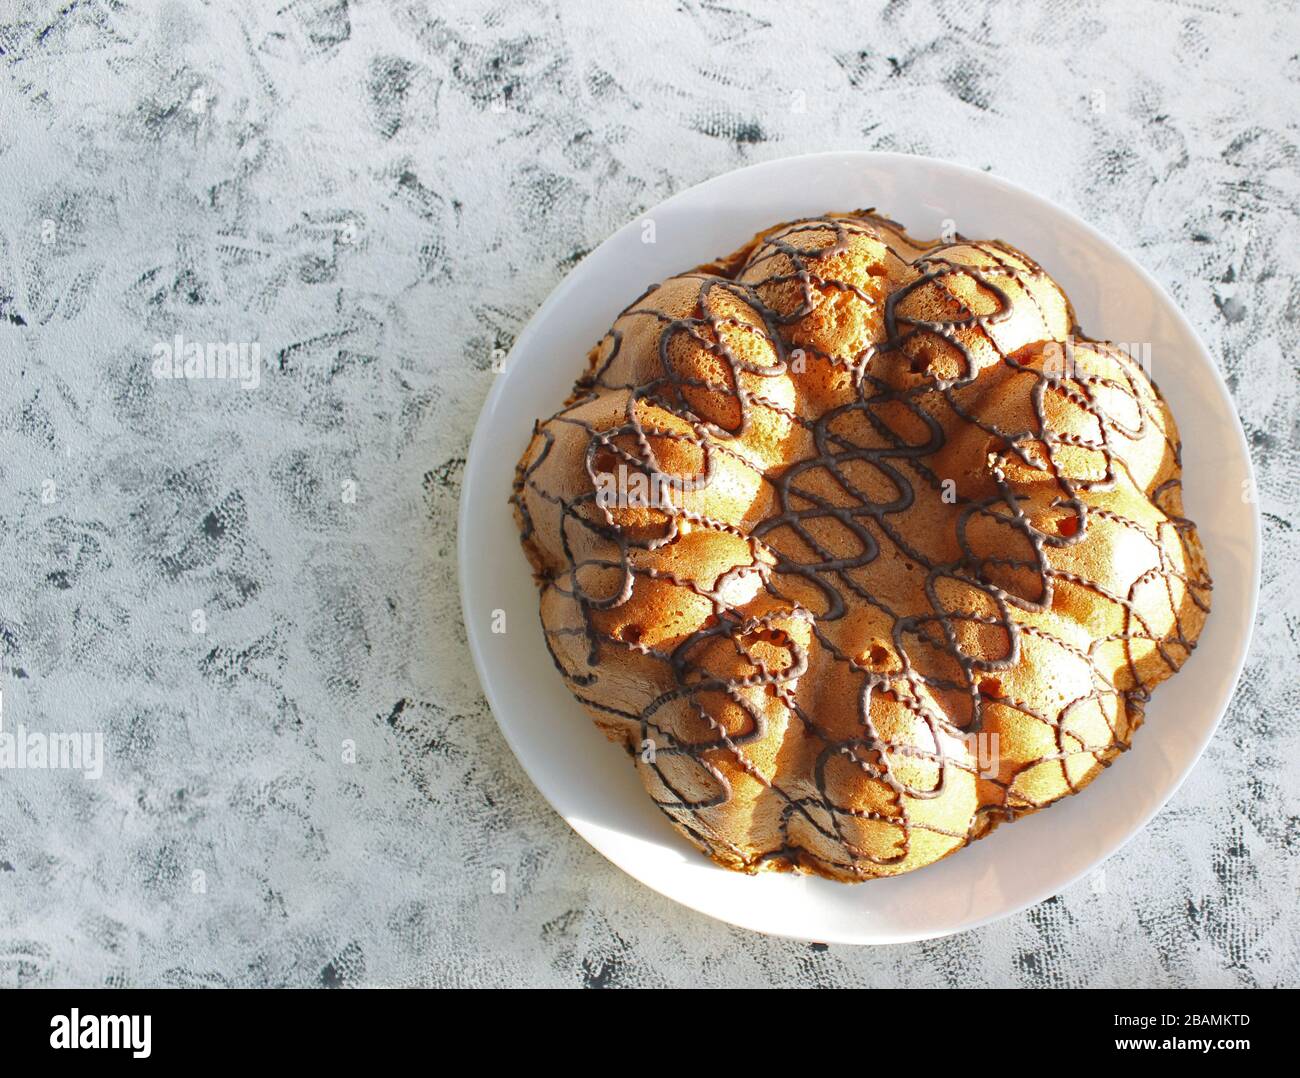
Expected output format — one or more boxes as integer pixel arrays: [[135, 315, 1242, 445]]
[[512, 210, 1212, 882]]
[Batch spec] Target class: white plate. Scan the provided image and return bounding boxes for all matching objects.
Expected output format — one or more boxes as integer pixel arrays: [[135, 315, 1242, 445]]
[[458, 152, 1260, 944]]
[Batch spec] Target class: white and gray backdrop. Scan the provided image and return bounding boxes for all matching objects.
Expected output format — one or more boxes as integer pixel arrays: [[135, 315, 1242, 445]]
[[1, 0, 1296, 987]]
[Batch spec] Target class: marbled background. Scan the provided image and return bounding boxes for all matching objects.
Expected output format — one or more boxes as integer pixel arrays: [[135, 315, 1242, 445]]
[[0, 0, 1296, 988]]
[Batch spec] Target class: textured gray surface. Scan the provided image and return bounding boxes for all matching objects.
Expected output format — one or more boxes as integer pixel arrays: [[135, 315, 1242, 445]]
[[0, 0, 1297, 988]]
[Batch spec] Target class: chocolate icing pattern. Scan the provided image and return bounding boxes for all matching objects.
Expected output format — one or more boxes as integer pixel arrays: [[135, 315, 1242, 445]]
[[512, 211, 1212, 881]]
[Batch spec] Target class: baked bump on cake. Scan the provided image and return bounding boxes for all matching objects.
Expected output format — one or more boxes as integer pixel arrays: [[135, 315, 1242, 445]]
[[512, 210, 1212, 882]]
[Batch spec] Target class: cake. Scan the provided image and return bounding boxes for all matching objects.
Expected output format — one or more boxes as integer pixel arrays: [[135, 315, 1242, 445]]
[[511, 210, 1212, 881]]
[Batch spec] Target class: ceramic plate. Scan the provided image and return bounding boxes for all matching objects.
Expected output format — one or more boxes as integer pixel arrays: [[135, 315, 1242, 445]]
[[458, 151, 1260, 943]]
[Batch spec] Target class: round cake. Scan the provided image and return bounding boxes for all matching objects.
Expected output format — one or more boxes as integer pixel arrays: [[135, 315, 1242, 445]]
[[512, 210, 1212, 881]]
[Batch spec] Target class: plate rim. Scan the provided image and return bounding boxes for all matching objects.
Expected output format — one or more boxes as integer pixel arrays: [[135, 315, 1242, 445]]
[[457, 149, 1261, 944]]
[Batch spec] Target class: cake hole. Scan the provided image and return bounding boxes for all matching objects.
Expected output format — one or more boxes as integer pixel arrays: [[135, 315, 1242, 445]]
[[978, 677, 1002, 699], [593, 448, 618, 473], [908, 340, 939, 375], [618, 624, 644, 645], [1056, 515, 1080, 538], [868, 643, 890, 666]]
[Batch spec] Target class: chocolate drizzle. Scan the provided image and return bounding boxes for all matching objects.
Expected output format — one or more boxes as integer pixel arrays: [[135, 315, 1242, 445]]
[[512, 210, 1213, 880]]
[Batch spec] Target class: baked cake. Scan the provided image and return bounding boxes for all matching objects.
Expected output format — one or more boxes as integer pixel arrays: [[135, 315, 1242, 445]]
[[511, 210, 1212, 881]]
